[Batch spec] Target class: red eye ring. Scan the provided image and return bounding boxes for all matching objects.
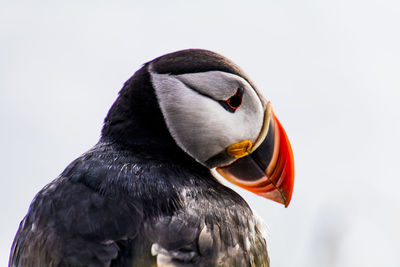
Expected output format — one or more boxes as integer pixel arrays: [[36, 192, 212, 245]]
[[219, 87, 244, 113]]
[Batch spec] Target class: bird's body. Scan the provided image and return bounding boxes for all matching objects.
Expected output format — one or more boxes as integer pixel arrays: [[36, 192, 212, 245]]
[[11, 143, 268, 266], [10, 49, 294, 266]]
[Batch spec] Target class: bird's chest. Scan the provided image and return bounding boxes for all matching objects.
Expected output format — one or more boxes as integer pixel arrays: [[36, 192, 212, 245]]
[[134, 188, 269, 267]]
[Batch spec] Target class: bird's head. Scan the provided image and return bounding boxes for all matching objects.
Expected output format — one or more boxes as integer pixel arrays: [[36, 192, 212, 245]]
[[103, 49, 294, 207]]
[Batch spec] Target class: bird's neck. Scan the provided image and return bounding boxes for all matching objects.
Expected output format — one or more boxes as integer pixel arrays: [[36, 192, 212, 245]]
[[63, 141, 216, 217], [93, 64, 222, 216]]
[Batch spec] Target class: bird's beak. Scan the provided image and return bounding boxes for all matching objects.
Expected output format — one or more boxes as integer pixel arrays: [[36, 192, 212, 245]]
[[216, 102, 295, 207]]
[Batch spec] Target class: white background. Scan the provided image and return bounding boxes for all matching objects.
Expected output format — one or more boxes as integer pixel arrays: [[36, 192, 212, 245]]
[[1, 1, 399, 266]]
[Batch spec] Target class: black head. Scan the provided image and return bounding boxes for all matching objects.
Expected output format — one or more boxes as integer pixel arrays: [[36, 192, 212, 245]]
[[100, 49, 254, 161]]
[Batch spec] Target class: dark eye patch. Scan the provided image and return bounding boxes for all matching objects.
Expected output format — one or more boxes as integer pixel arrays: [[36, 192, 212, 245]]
[[219, 87, 244, 113]]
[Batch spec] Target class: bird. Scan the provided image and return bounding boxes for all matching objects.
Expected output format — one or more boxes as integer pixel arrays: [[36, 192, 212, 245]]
[[9, 49, 294, 267]]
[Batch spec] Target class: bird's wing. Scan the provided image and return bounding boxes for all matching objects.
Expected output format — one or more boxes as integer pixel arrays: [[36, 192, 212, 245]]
[[9, 176, 142, 267]]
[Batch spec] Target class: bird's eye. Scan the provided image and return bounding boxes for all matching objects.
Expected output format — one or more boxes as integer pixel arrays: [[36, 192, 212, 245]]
[[219, 88, 244, 113]]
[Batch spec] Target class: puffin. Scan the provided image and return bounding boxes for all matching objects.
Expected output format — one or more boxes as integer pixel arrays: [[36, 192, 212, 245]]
[[9, 49, 294, 267]]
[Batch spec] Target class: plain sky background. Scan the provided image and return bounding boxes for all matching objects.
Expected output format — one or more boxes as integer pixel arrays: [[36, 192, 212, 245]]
[[1, 1, 400, 266]]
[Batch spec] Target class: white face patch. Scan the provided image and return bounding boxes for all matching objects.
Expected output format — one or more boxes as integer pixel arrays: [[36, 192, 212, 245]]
[[150, 67, 264, 167]]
